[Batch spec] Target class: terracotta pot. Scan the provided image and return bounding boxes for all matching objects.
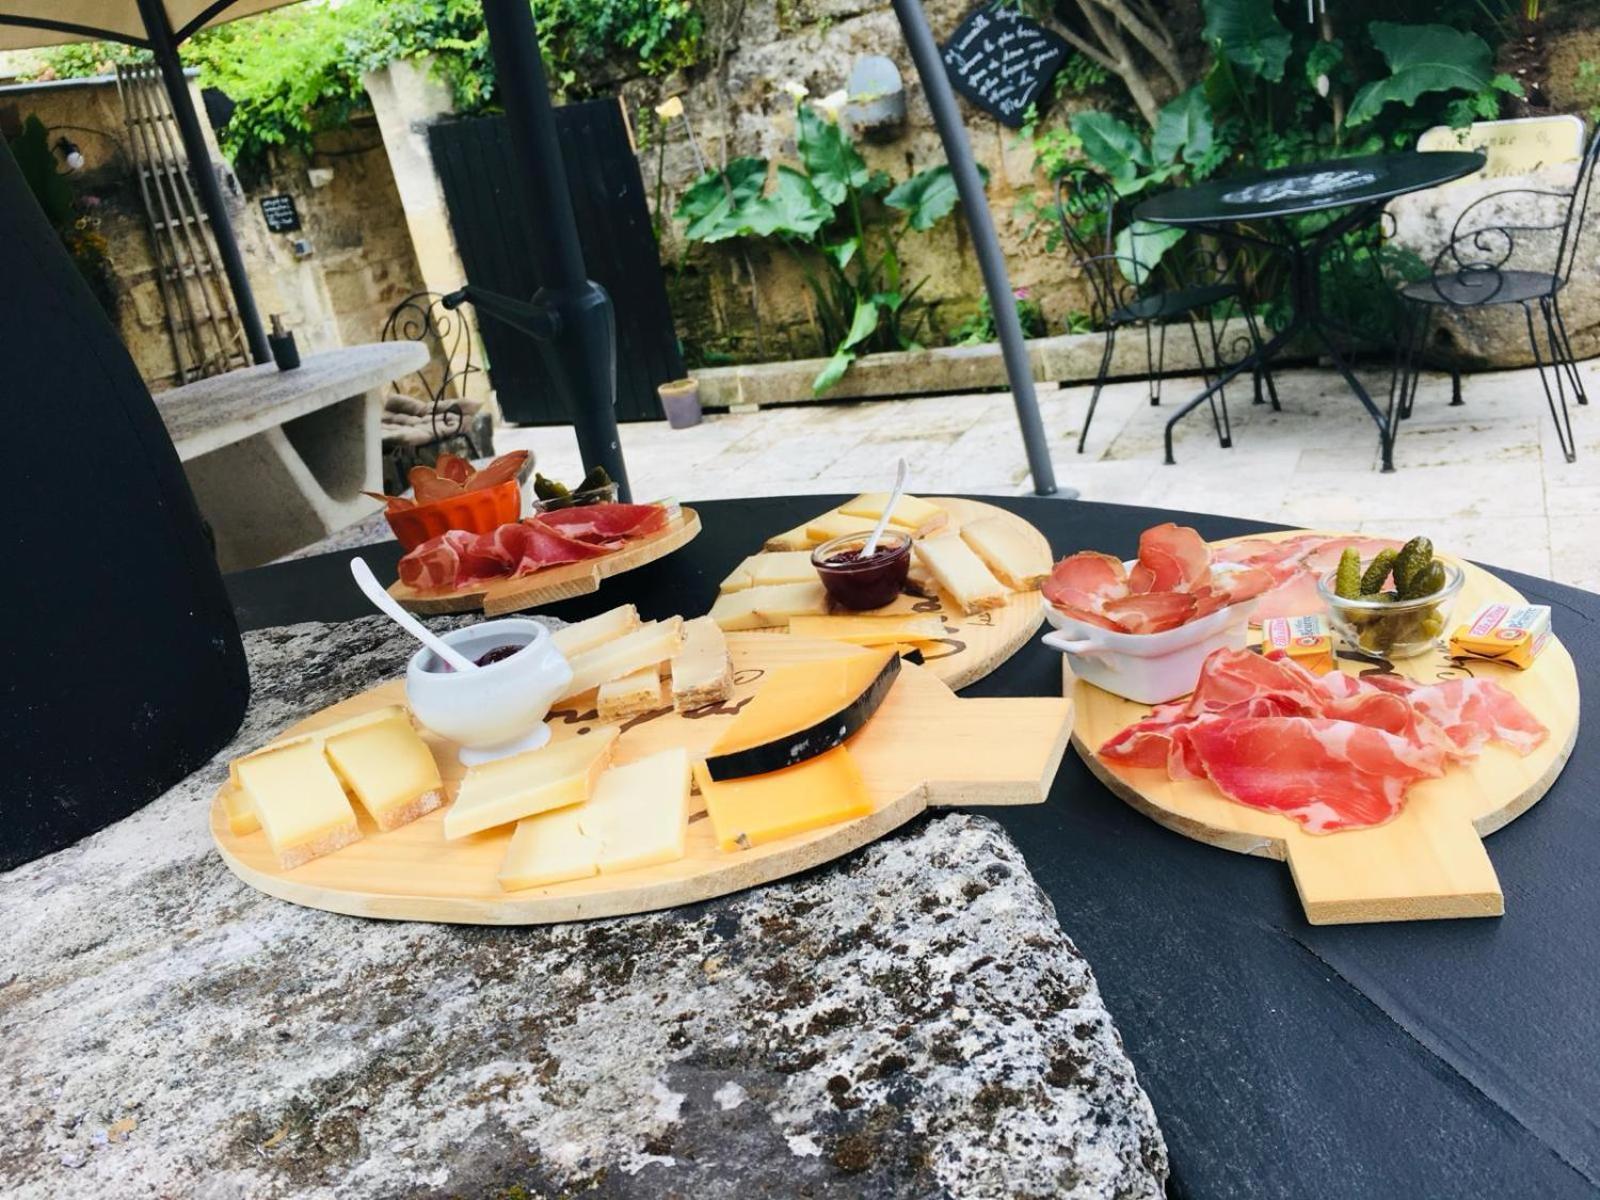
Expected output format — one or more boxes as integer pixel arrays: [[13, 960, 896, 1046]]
[[385, 479, 521, 551]]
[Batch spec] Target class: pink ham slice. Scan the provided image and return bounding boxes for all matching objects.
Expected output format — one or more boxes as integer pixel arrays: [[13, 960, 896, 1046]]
[[1213, 535, 1403, 621], [1043, 551, 1127, 611], [1138, 523, 1212, 592], [1102, 591, 1198, 634], [536, 502, 668, 543], [397, 518, 612, 592]]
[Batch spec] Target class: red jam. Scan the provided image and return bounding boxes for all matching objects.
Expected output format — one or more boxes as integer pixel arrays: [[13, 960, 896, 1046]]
[[813, 530, 913, 611], [474, 644, 523, 667]]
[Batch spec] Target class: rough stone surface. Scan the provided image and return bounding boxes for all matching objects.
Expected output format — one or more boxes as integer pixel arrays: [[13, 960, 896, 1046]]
[[0, 617, 1167, 1200]]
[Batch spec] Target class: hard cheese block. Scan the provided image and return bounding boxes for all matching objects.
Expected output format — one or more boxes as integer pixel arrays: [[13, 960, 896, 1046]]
[[235, 740, 362, 870], [560, 618, 683, 700], [445, 726, 619, 840], [788, 614, 947, 646], [693, 746, 873, 852], [551, 604, 640, 658], [496, 807, 600, 891], [838, 492, 948, 535], [959, 516, 1048, 591], [323, 709, 444, 832], [596, 667, 668, 722], [709, 582, 829, 631], [720, 551, 820, 594], [671, 615, 734, 711], [805, 510, 879, 546], [914, 532, 1009, 614], [703, 647, 898, 781], [227, 705, 401, 790]]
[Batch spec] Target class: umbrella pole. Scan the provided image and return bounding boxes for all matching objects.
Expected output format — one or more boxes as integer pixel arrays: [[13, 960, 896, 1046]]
[[135, 0, 270, 365], [889, 0, 1070, 498], [478, 0, 631, 500]]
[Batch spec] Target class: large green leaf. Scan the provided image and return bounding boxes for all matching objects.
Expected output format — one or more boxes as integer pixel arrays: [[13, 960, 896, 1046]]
[[1070, 111, 1150, 186], [1202, 0, 1291, 82], [796, 105, 871, 204], [1114, 221, 1187, 287], [813, 349, 856, 394], [674, 156, 767, 242], [1151, 87, 1214, 168], [1346, 23, 1494, 127], [842, 297, 881, 349], [884, 164, 984, 232], [743, 166, 834, 239]]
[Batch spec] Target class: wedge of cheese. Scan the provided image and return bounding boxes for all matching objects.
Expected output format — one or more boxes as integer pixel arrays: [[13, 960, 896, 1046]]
[[720, 551, 820, 593], [584, 748, 692, 874], [497, 807, 600, 891], [913, 532, 1009, 614], [559, 618, 683, 701], [551, 605, 640, 658], [788, 614, 947, 646], [323, 709, 444, 832], [960, 517, 1049, 591], [838, 492, 948, 535], [227, 705, 401, 790], [445, 726, 618, 840], [709, 582, 829, 631], [764, 521, 816, 552], [672, 615, 734, 711], [596, 667, 668, 722], [694, 747, 873, 852], [702, 648, 897, 781], [221, 788, 260, 836], [235, 740, 362, 869], [804, 510, 877, 546]]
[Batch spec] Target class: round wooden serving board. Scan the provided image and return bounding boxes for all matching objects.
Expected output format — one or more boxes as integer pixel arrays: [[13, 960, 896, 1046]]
[[1068, 531, 1579, 926], [212, 634, 1074, 925], [388, 507, 701, 616]]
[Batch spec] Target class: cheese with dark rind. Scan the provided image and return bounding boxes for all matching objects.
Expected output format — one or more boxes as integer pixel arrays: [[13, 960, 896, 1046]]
[[701, 648, 899, 781], [694, 747, 874, 851]]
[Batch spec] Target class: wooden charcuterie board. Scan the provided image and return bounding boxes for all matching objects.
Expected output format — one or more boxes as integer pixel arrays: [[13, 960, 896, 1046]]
[[1069, 532, 1579, 925], [388, 507, 701, 616], [211, 634, 1073, 925]]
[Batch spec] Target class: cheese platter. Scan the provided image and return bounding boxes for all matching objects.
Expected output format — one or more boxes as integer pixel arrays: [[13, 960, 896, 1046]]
[[1056, 528, 1578, 925], [713, 495, 1053, 691], [212, 615, 1073, 925]]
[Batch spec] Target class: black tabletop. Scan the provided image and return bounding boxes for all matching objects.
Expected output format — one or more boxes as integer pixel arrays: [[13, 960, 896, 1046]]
[[1135, 150, 1486, 225], [227, 497, 1600, 1199]]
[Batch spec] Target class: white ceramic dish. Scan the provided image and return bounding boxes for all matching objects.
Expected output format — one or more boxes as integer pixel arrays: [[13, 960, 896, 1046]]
[[1041, 564, 1257, 705], [405, 618, 573, 765]]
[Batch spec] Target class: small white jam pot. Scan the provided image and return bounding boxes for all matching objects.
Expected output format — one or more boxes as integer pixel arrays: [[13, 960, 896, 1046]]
[[405, 618, 573, 765]]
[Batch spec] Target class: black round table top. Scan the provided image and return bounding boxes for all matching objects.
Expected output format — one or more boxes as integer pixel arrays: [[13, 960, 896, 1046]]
[[226, 496, 1599, 1200], [1135, 150, 1487, 225]]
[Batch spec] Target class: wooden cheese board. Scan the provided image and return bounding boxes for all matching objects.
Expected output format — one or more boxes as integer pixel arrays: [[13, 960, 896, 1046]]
[[388, 507, 701, 616], [1068, 531, 1579, 925], [212, 634, 1073, 925]]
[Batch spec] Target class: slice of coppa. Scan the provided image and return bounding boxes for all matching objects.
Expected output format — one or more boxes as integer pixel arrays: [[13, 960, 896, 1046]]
[[699, 647, 899, 781]]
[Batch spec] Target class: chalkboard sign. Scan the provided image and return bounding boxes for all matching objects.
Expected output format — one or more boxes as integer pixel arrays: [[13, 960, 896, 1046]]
[[259, 194, 301, 233], [941, 5, 1070, 129]]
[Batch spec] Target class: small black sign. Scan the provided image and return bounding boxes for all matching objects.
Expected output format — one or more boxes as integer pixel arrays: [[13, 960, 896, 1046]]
[[941, 5, 1070, 129], [259, 194, 301, 233]]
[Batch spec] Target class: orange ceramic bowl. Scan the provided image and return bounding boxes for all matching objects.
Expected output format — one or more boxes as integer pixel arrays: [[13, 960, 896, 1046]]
[[385, 479, 521, 551]]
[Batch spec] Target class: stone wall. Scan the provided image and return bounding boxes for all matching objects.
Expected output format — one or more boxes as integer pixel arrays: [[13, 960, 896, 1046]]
[[0, 74, 427, 390]]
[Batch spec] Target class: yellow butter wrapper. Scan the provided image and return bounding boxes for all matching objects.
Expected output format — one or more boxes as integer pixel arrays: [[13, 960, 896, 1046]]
[[1448, 602, 1551, 669], [1262, 614, 1335, 675]]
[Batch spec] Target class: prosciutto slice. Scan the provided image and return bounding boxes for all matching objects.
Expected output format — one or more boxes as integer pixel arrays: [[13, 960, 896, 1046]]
[[1098, 648, 1548, 833], [397, 514, 634, 592], [1211, 534, 1403, 621], [538, 502, 669, 543]]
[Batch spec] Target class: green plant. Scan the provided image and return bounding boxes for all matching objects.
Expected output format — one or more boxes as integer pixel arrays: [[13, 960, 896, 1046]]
[[949, 287, 1049, 346], [675, 102, 979, 393], [1576, 60, 1600, 124], [5, 115, 117, 316]]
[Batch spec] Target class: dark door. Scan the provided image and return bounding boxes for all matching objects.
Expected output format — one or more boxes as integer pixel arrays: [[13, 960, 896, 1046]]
[[429, 99, 682, 424]]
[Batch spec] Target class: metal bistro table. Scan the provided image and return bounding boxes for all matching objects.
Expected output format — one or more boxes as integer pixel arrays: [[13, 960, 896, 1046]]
[[1136, 151, 1485, 471]]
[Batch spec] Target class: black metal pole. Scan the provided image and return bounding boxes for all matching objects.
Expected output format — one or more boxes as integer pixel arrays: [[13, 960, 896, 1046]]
[[890, 0, 1069, 498], [136, 0, 270, 365], [479, 0, 631, 500]]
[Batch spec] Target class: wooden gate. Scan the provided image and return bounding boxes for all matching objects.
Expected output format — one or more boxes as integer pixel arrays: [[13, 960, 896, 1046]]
[[428, 100, 682, 424]]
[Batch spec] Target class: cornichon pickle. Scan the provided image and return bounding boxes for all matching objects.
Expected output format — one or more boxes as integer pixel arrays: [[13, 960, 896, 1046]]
[[1335, 546, 1362, 599], [533, 473, 571, 501], [1402, 560, 1448, 600], [1391, 536, 1434, 594], [577, 466, 612, 493], [1359, 549, 1398, 595]]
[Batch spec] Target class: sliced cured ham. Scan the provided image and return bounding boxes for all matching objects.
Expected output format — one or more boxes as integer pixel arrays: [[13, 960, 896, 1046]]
[[1211, 534, 1403, 621], [1138, 523, 1211, 592], [537, 502, 669, 543], [396, 506, 665, 593], [1102, 591, 1198, 635], [1044, 552, 1127, 611]]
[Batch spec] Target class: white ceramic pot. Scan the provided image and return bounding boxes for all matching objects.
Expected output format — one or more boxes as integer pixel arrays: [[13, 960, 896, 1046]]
[[405, 618, 573, 765], [1041, 567, 1258, 705]]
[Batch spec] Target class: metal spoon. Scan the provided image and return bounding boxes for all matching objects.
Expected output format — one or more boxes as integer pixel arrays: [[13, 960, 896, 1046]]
[[862, 457, 909, 558], [350, 557, 478, 672]]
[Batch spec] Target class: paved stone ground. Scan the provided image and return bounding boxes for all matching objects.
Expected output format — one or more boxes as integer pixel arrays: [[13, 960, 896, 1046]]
[[493, 361, 1598, 594]]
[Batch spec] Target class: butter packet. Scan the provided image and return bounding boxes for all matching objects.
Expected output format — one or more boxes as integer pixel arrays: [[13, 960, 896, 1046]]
[[1448, 602, 1551, 669], [1262, 614, 1335, 675]]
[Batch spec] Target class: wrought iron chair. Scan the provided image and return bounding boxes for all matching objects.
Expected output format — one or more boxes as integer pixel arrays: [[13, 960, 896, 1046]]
[[1056, 168, 1277, 455], [380, 292, 491, 491], [1391, 126, 1598, 463]]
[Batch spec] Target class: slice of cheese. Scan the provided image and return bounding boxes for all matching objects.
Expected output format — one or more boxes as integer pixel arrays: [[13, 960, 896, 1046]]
[[235, 740, 362, 869], [560, 618, 683, 701], [709, 582, 829, 631], [764, 521, 816, 552], [551, 605, 640, 658], [445, 726, 618, 840], [596, 667, 668, 722], [227, 705, 402, 790], [960, 517, 1049, 591], [672, 615, 734, 711], [750, 551, 822, 587], [837, 492, 948, 535], [497, 807, 601, 891], [913, 531, 1009, 614], [719, 555, 761, 594], [703, 648, 897, 781], [582, 748, 692, 874], [221, 788, 260, 836], [323, 710, 444, 832], [905, 559, 940, 599], [694, 747, 873, 852], [805, 510, 878, 546], [788, 614, 947, 646]]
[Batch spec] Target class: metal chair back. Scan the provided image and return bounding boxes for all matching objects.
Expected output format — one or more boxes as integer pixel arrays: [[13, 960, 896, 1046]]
[[381, 291, 482, 445], [1055, 168, 1127, 329]]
